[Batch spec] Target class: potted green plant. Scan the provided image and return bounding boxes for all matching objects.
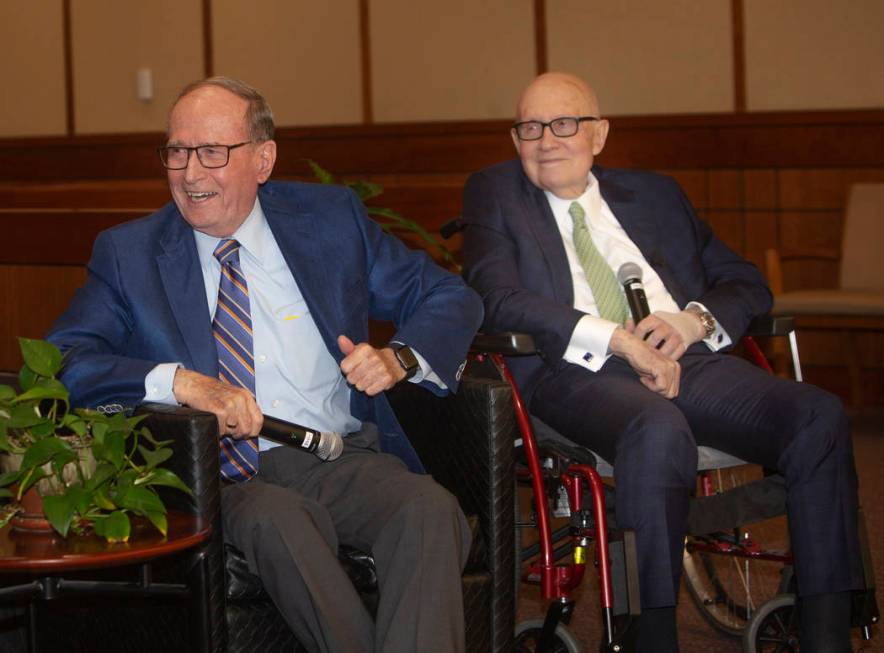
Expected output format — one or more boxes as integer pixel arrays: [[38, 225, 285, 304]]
[[0, 338, 191, 543]]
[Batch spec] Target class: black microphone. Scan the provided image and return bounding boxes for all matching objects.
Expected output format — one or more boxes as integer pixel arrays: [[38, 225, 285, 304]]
[[617, 262, 650, 323], [261, 415, 344, 461]]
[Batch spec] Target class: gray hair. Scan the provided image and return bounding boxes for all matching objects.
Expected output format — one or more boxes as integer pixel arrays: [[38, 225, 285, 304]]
[[173, 76, 275, 141]]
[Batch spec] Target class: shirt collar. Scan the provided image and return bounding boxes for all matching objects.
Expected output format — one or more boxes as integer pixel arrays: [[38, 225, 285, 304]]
[[193, 197, 269, 266], [543, 172, 602, 218]]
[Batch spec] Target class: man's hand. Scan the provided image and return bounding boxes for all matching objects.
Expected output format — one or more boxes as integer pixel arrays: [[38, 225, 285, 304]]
[[632, 310, 706, 361], [609, 327, 681, 398], [338, 335, 405, 396], [173, 368, 263, 439]]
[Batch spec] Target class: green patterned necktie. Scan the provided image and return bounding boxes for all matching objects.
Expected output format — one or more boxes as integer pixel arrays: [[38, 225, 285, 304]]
[[569, 201, 629, 324]]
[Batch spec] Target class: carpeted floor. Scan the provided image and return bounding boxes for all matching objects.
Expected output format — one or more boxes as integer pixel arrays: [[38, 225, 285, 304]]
[[516, 409, 883, 653]]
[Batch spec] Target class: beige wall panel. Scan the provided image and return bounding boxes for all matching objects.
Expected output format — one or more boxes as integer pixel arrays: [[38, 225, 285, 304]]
[[745, 0, 884, 111], [0, 2, 66, 137], [547, 0, 734, 116], [371, 0, 535, 122], [72, 0, 204, 134], [213, 0, 361, 126]]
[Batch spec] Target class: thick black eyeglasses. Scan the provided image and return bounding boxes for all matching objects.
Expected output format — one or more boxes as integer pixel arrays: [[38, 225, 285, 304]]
[[157, 141, 252, 170], [512, 116, 600, 141]]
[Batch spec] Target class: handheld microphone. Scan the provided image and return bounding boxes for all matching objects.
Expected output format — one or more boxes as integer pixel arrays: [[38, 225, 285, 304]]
[[617, 262, 651, 323], [261, 415, 344, 461]]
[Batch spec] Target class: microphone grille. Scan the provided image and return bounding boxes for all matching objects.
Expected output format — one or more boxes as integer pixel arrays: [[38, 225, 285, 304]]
[[315, 431, 344, 461], [616, 262, 643, 284]]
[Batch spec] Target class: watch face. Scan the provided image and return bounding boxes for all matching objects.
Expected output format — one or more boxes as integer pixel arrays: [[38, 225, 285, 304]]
[[394, 345, 419, 376]]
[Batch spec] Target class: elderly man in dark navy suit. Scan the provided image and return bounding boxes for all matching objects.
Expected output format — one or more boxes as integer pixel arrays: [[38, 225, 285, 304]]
[[49, 76, 483, 653], [462, 72, 862, 653]]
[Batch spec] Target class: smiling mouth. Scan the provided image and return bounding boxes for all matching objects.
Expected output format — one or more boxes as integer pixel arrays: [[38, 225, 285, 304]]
[[185, 191, 217, 202]]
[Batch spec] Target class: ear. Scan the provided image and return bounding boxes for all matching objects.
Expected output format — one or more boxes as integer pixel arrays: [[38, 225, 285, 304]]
[[592, 119, 610, 156], [255, 140, 277, 183], [511, 128, 522, 154]]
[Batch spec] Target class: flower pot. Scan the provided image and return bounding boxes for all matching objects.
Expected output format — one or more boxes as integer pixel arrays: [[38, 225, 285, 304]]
[[10, 485, 53, 533], [0, 438, 96, 534]]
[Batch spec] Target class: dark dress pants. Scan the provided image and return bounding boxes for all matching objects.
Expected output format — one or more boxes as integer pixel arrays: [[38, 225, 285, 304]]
[[221, 424, 471, 653], [532, 346, 863, 608]]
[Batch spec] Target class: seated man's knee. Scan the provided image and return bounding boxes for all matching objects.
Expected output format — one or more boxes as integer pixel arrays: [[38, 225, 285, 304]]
[[616, 408, 697, 488], [779, 387, 851, 474]]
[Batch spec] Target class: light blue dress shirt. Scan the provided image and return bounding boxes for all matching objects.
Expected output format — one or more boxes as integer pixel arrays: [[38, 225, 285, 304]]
[[143, 198, 439, 450]]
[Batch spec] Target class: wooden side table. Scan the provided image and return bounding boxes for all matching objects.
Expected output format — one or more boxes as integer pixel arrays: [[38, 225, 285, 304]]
[[0, 510, 212, 652]]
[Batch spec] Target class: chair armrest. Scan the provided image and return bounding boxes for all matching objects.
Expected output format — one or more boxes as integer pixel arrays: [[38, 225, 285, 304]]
[[135, 403, 221, 531], [745, 315, 795, 338], [386, 376, 516, 645], [470, 332, 537, 356]]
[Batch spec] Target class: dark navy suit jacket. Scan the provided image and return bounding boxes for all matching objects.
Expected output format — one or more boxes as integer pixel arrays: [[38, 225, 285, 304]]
[[48, 180, 483, 473], [462, 159, 772, 402]]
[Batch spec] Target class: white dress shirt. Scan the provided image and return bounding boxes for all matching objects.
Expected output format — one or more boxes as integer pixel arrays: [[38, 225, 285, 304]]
[[546, 173, 731, 372], [144, 198, 440, 448]]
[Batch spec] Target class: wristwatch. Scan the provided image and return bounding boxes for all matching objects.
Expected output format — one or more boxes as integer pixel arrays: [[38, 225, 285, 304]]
[[390, 343, 419, 380], [687, 305, 716, 338]]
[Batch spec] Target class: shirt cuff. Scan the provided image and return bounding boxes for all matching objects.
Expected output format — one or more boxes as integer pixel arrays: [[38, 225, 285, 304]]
[[563, 314, 619, 372], [143, 362, 182, 405], [686, 301, 732, 351]]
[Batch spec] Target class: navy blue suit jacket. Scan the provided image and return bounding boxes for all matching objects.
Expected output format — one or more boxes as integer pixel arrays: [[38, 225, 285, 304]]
[[462, 159, 772, 402], [48, 180, 483, 473]]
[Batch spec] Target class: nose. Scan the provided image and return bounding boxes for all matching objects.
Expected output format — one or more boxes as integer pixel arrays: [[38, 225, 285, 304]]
[[538, 125, 559, 149], [182, 150, 206, 183]]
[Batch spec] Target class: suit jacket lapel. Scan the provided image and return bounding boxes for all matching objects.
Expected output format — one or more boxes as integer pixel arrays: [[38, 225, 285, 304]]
[[519, 172, 575, 307], [156, 211, 218, 376], [595, 167, 686, 306]]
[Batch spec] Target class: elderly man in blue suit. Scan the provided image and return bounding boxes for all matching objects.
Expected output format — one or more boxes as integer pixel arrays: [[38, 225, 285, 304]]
[[48, 77, 483, 653], [462, 72, 862, 653]]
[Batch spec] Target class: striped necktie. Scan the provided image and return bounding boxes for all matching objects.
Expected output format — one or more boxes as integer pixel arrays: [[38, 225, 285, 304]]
[[212, 239, 259, 482], [569, 201, 629, 324]]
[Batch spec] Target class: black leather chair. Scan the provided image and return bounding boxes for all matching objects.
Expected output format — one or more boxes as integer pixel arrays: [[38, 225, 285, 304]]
[[139, 374, 516, 653]]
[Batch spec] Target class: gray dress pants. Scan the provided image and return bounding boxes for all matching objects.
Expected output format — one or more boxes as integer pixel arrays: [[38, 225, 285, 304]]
[[221, 423, 470, 653]]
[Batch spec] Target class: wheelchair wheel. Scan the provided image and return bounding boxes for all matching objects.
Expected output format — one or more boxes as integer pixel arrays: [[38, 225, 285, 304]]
[[742, 594, 799, 653], [683, 465, 790, 637], [514, 619, 581, 653]]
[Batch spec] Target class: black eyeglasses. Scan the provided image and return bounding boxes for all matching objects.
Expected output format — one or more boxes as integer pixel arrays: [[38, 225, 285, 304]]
[[157, 141, 252, 170], [512, 116, 600, 141]]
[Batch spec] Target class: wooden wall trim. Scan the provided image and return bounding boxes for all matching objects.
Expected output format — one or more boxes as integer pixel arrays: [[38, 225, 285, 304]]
[[202, 0, 213, 78], [359, 0, 373, 124], [534, 0, 547, 75], [62, 0, 74, 135], [731, 0, 746, 112], [1, 109, 883, 182]]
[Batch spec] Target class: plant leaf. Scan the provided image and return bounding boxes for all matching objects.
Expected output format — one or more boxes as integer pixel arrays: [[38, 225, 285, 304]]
[[116, 485, 165, 515], [93, 511, 130, 543], [140, 468, 192, 495], [347, 179, 383, 202], [20, 436, 74, 471], [18, 365, 37, 391], [144, 510, 168, 537], [0, 470, 21, 487], [0, 488, 13, 498], [8, 404, 46, 429], [92, 486, 117, 511], [18, 467, 48, 494], [85, 462, 117, 491], [43, 492, 77, 537], [306, 159, 335, 184], [13, 378, 69, 404], [93, 431, 126, 470], [137, 445, 172, 470], [0, 385, 15, 401], [18, 338, 63, 379]]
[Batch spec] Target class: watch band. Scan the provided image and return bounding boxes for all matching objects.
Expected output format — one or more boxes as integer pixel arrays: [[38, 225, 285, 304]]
[[688, 306, 716, 338], [390, 343, 419, 380]]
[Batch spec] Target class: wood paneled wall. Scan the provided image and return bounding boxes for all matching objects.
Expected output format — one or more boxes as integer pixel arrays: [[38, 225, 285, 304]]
[[2, 110, 883, 404]]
